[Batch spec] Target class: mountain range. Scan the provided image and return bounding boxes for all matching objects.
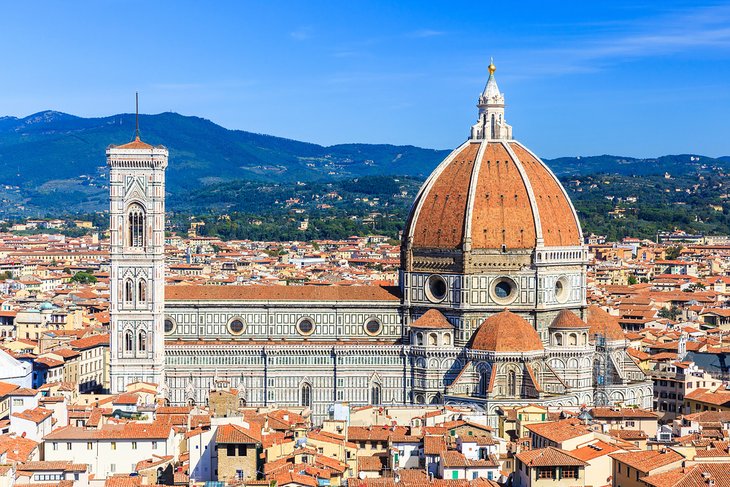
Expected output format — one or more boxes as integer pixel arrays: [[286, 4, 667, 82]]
[[0, 110, 728, 215]]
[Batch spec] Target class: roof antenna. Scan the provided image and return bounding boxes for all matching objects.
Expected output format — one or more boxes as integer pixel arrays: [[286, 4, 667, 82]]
[[134, 92, 140, 141]]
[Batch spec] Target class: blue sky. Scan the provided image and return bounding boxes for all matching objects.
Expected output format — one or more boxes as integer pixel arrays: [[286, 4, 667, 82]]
[[2, 1, 729, 158]]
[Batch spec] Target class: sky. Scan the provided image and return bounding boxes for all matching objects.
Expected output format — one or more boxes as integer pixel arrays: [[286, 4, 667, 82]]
[[1, 1, 729, 158]]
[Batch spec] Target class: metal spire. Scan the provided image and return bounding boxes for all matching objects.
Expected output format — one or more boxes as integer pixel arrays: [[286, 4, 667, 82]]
[[134, 92, 140, 141]]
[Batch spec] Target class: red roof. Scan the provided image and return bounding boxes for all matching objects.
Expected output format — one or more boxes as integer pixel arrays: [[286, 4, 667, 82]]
[[165, 284, 401, 302], [469, 310, 543, 353], [410, 309, 454, 329]]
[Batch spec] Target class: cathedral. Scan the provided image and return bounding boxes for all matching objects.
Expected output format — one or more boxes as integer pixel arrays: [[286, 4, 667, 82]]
[[107, 62, 652, 425]]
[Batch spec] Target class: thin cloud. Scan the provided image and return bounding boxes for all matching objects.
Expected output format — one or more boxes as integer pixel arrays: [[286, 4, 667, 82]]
[[512, 4, 730, 77], [408, 29, 445, 38], [290, 26, 314, 41]]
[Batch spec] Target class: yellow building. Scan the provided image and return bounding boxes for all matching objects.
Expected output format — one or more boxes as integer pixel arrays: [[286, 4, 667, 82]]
[[514, 447, 588, 487], [610, 449, 684, 487], [499, 405, 549, 440], [684, 386, 730, 413]]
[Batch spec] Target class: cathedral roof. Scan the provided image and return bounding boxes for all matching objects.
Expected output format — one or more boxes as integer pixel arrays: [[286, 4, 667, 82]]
[[549, 309, 589, 329], [586, 305, 626, 341], [410, 309, 454, 329], [468, 309, 544, 353], [165, 284, 401, 302]]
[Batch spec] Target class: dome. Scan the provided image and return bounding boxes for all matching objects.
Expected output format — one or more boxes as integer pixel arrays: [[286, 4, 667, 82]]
[[468, 309, 544, 353], [549, 309, 589, 329], [403, 63, 582, 254], [410, 309, 454, 329], [586, 305, 625, 341], [404, 140, 581, 251]]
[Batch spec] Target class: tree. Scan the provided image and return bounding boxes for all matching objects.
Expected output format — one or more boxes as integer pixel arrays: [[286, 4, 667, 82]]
[[70, 271, 97, 284], [665, 245, 684, 260], [658, 306, 680, 320], [627, 275, 638, 285]]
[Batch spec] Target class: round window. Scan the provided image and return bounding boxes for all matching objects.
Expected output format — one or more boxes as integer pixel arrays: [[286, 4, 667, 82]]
[[425, 275, 448, 302], [297, 318, 315, 336], [164, 318, 175, 334], [555, 277, 570, 303], [365, 319, 382, 336], [491, 277, 517, 304], [228, 318, 245, 335]]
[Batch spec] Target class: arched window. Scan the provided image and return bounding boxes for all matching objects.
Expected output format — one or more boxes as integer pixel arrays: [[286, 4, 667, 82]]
[[124, 330, 133, 352], [300, 383, 312, 408], [555, 333, 563, 347], [138, 279, 147, 303], [124, 279, 134, 303], [416, 332, 424, 346], [428, 333, 438, 346], [370, 383, 381, 405], [581, 333, 587, 346], [127, 204, 146, 248], [443, 333, 452, 346], [138, 330, 146, 352], [508, 370, 517, 397], [568, 333, 577, 346], [491, 114, 496, 138], [480, 371, 489, 396]]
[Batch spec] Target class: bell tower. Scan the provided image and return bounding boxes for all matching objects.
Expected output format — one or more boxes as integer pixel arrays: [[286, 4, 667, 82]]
[[108, 96, 168, 393]]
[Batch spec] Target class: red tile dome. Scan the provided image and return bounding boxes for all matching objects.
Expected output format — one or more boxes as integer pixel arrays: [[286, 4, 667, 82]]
[[586, 305, 626, 342], [468, 309, 544, 353], [404, 139, 582, 251], [549, 309, 589, 329]]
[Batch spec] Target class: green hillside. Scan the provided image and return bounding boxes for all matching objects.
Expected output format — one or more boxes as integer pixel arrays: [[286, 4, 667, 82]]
[[0, 110, 728, 216]]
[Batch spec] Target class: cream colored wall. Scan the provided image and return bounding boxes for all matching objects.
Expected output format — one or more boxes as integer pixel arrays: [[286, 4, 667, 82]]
[[582, 455, 613, 487]]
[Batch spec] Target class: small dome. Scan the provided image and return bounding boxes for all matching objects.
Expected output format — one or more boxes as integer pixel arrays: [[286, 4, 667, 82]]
[[410, 309, 454, 329], [549, 309, 589, 329], [469, 309, 543, 353], [586, 305, 625, 341], [40, 302, 54, 310]]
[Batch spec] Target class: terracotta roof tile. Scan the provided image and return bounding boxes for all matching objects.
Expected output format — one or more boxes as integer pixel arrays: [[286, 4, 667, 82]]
[[549, 309, 588, 329], [470, 142, 536, 249], [216, 423, 261, 444], [411, 142, 479, 248], [410, 309, 454, 329], [511, 142, 581, 246], [423, 435, 447, 455], [586, 305, 626, 341], [468, 309, 543, 353], [112, 137, 154, 150], [516, 446, 587, 467], [569, 440, 620, 461], [525, 419, 591, 444], [610, 449, 684, 473], [104, 475, 142, 487], [165, 284, 400, 302]]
